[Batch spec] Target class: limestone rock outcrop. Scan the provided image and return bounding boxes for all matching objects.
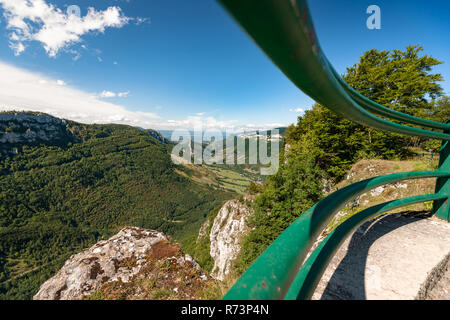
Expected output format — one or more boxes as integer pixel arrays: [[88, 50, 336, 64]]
[[0, 112, 74, 155], [33, 227, 207, 300], [209, 198, 253, 280], [147, 129, 169, 144]]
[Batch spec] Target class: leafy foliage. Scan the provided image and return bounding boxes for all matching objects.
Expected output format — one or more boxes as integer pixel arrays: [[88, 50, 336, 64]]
[[345, 45, 443, 117], [235, 45, 448, 272], [234, 136, 324, 273], [286, 104, 412, 181], [288, 45, 445, 182]]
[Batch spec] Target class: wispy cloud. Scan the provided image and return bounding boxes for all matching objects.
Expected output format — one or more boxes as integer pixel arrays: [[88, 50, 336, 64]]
[[98, 90, 130, 98], [0, 61, 160, 127], [166, 115, 238, 130], [0, 62, 287, 131], [117, 91, 130, 98], [162, 116, 284, 132], [289, 108, 304, 113], [0, 0, 130, 57]]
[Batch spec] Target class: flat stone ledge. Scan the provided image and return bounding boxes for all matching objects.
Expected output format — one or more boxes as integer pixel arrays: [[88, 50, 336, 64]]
[[416, 252, 449, 300], [312, 213, 450, 300]]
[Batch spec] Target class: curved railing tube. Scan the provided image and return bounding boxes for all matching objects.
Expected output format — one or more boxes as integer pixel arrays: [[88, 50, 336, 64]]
[[217, 0, 450, 301], [222, 172, 450, 300], [283, 193, 448, 300], [217, 0, 450, 140], [328, 65, 450, 131]]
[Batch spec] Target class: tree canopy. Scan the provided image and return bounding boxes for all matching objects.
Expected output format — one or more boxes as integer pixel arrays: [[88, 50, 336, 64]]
[[235, 45, 448, 273], [288, 44, 446, 181]]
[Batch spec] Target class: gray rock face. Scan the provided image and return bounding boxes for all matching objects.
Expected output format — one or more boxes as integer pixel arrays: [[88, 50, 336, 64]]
[[34, 227, 169, 300], [209, 199, 253, 280], [0, 112, 73, 155], [147, 129, 169, 144], [197, 219, 210, 244]]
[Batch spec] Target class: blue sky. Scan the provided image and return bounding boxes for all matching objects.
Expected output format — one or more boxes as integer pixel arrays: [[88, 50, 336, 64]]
[[0, 0, 448, 131]]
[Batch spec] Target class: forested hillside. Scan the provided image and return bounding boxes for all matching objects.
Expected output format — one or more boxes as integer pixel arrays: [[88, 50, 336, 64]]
[[0, 116, 235, 299]]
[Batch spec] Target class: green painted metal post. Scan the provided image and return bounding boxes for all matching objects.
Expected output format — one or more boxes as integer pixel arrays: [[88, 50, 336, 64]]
[[433, 120, 450, 222]]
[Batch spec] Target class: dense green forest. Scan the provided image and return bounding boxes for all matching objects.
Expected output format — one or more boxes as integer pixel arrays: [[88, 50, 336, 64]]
[[0, 120, 235, 299], [234, 45, 450, 273]]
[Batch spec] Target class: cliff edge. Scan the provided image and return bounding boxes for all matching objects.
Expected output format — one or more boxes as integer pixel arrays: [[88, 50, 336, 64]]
[[34, 227, 211, 300]]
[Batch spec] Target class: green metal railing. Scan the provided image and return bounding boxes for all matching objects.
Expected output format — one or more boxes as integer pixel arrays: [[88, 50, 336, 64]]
[[416, 152, 438, 161], [217, 0, 450, 300]]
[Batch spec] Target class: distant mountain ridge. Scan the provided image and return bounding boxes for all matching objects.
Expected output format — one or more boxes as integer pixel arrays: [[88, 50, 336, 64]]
[[158, 128, 286, 142], [0, 111, 171, 156]]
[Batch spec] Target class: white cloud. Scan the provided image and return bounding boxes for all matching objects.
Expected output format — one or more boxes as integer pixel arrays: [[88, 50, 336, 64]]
[[66, 49, 81, 61], [244, 123, 284, 131], [0, 0, 130, 57], [135, 111, 160, 119], [0, 61, 160, 128], [9, 41, 25, 56], [160, 113, 286, 132], [135, 17, 150, 25], [98, 90, 129, 98], [289, 108, 304, 113], [0, 62, 288, 132], [99, 90, 116, 98], [117, 91, 130, 98], [165, 115, 238, 131]]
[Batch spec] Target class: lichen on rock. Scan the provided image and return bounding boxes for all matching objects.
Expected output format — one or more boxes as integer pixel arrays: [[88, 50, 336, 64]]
[[33, 227, 210, 300]]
